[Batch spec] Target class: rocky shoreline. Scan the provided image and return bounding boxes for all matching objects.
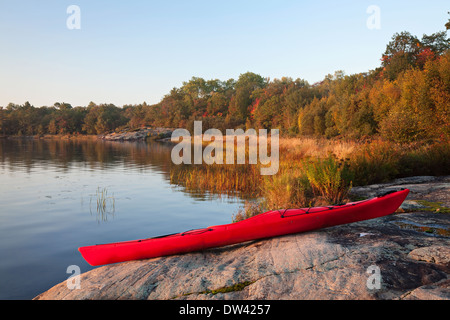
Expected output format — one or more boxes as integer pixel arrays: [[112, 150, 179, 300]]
[[1, 127, 175, 142], [98, 127, 175, 142], [34, 176, 450, 300]]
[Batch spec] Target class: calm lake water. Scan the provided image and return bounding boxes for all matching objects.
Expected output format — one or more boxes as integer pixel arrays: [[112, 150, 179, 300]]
[[0, 138, 245, 300]]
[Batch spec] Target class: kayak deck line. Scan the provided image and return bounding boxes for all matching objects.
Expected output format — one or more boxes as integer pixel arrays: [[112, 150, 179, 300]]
[[276, 188, 406, 218], [277, 198, 372, 218], [79, 189, 410, 266], [94, 228, 215, 247]]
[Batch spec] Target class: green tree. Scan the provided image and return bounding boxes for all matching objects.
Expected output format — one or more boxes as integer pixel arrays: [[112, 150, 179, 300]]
[[228, 72, 266, 122], [382, 32, 420, 80], [94, 104, 126, 134], [421, 31, 450, 55]]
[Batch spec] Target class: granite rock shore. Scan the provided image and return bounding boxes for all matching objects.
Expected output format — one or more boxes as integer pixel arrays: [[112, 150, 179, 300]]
[[98, 127, 174, 142], [34, 176, 450, 300]]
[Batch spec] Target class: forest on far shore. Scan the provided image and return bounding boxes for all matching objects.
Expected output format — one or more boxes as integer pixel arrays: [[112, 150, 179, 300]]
[[1, 20, 449, 144]]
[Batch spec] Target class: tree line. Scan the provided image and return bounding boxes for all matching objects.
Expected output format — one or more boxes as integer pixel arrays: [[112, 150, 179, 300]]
[[1, 23, 449, 143]]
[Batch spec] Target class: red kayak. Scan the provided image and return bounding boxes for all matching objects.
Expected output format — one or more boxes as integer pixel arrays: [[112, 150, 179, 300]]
[[79, 189, 409, 266]]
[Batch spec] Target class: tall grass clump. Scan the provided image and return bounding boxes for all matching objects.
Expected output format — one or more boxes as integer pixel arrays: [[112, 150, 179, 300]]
[[347, 140, 401, 186], [304, 155, 353, 205], [262, 172, 313, 210], [235, 155, 354, 222], [169, 163, 263, 198], [397, 141, 450, 177], [347, 140, 450, 185]]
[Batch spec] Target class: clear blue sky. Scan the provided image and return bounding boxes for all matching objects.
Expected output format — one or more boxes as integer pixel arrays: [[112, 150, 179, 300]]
[[0, 0, 448, 107]]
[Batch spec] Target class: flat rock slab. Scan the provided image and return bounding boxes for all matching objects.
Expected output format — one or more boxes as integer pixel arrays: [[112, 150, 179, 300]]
[[350, 176, 450, 202], [408, 246, 450, 267]]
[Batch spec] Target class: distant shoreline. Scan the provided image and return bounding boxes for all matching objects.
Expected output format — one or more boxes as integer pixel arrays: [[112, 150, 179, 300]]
[[2, 134, 99, 140], [0, 127, 175, 141]]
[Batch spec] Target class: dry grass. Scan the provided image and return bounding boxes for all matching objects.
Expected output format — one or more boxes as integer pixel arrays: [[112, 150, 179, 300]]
[[278, 137, 359, 161], [168, 136, 450, 221], [170, 163, 263, 198]]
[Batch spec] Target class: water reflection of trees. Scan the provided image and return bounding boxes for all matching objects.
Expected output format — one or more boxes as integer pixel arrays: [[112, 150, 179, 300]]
[[0, 138, 174, 175], [0, 139, 251, 200], [0, 139, 253, 202]]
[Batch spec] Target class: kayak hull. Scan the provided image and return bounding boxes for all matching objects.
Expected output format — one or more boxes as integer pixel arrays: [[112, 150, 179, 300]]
[[79, 189, 409, 266]]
